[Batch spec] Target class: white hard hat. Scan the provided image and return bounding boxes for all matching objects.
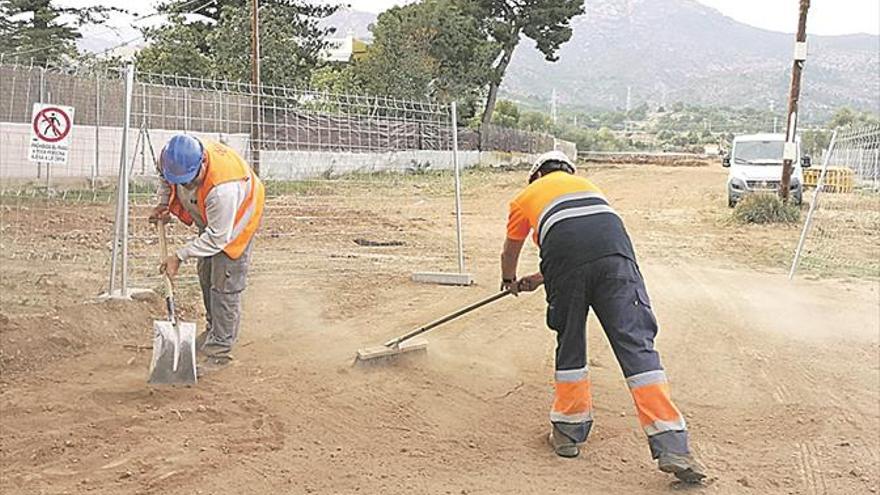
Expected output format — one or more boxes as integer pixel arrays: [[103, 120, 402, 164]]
[[529, 150, 576, 182]]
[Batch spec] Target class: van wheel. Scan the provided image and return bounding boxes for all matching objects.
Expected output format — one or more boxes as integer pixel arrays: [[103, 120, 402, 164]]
[[728, 197, 736, 208]]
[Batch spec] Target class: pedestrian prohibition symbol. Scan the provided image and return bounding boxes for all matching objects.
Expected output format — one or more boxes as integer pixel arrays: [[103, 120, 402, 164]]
[[29, 103, 75, 165]]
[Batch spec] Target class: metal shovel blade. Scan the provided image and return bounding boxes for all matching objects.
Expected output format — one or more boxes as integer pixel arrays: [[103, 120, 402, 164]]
[[148, 320, 198, 385]]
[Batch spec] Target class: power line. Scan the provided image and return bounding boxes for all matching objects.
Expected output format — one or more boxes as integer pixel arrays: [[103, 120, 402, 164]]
[[80, 0, 219, 60], [0, 0, 216, 60], [77, 0, 211, 48]]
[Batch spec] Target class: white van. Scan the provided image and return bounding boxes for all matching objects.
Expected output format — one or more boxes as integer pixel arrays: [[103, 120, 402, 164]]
[[722, 133, 811, 207]]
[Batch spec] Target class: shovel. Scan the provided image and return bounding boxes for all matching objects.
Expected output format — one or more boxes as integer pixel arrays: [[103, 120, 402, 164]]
[[148, 221, 197, 385]]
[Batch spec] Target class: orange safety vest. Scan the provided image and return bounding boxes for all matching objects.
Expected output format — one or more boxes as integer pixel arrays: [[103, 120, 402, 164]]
[[167, 141, 265, 259]]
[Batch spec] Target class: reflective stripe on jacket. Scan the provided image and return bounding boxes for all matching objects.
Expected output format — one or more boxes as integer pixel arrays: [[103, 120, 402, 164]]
[[506, 171, 611, 246]]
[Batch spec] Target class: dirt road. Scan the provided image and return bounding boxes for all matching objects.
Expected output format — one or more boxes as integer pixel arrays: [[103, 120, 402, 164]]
[[1, 164, 878, 494]]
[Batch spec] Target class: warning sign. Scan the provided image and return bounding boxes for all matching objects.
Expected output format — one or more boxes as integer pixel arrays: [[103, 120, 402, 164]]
[[29, 103, 75, 165]]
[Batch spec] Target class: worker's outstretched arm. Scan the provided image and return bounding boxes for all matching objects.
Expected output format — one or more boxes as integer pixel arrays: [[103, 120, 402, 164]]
[[501, 237, 525, 294], [149, 180, 172, 224]]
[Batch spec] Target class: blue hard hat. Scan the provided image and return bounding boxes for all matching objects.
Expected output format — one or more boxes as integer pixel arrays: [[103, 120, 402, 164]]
[[160, 135, 204, 184]]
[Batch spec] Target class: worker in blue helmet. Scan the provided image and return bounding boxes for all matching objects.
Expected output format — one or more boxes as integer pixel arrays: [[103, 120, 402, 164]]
[[149, 134, 265, 373]]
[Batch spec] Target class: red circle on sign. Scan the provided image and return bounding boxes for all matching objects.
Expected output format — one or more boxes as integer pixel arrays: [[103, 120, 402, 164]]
[[33, 107, 72, 143]]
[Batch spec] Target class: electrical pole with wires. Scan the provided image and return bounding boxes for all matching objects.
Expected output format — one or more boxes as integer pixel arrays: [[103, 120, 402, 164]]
[[780, 0, 810, 201], [251, 0, 262, 174]]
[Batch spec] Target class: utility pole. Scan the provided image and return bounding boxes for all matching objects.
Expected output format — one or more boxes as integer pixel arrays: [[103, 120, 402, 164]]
[[780, 0, 810, 201], [551, 88, 558, 125], [251, 0, 262, 174]]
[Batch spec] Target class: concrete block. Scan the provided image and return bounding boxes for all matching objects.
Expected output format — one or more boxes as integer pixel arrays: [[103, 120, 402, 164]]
[[97, 287, 154, 301]]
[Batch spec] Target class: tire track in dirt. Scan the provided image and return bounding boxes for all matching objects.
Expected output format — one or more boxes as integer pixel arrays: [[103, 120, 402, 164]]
[[657, 264, 849, 492], [795, 440, 829, 495]]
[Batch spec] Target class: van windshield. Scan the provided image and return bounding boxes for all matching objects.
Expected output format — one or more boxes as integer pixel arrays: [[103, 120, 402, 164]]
[[733, 141, 785, 165]]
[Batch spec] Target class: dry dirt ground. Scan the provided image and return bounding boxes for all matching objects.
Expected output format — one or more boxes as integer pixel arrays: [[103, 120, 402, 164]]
[[1, 163, 878, 494]]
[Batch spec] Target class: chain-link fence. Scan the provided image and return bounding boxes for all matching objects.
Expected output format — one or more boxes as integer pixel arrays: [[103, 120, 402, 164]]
[[790, 125, 880, 279], [0, 62, 475, 300], [0, 63, 131, 186], [1, 61, 578, 303], [112, 66, 472, 293], [0, 63, 125, 301]]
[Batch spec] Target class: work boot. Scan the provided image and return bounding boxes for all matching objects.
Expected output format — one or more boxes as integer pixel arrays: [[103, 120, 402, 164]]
[[201, 342, 231, 358], [198, 354, 233, 375], [658, 452, 707, 483], [548, 424, 580, 458]]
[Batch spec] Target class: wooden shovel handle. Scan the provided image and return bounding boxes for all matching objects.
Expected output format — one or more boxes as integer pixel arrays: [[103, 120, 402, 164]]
[[156, 222, 174, 298]]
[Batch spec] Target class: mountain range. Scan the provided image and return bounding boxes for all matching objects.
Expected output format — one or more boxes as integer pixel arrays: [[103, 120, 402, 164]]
[[322, 1, 879, 120], [78, 1, 879, 120]]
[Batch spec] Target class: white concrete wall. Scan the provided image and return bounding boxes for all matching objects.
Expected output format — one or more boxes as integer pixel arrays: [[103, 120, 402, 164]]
[[259, 149, 480, 180], [0, 122, 250, 181], [258, 149, 554, 180], [1, 120, 575, 182]]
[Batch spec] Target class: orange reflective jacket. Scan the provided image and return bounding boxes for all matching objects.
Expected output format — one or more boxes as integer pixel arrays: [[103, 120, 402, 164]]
[[167, 141, 265, 259], [507, 171, 605, 246]]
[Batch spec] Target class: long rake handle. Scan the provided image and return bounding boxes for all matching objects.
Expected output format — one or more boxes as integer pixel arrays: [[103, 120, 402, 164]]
[[384, 289, 513, 347]]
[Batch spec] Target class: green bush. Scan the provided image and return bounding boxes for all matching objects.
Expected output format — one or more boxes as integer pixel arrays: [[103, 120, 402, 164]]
[[733, 193, 801, 224]]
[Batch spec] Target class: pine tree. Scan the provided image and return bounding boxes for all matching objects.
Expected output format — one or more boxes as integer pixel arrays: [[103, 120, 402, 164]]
[[0, 0, 117, 66]]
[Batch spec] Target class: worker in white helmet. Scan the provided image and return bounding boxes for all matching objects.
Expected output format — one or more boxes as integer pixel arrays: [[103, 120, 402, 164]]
[[500, 150, 706, 483]]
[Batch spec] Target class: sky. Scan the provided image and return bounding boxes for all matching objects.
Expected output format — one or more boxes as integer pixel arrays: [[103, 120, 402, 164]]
[[64, 0, 880, 36]]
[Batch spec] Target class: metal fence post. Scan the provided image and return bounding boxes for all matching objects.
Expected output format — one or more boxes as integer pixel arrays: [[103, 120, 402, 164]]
[[45, 89, 52, 190], [141, 83, 147, 175], [94, 72, 101, 189], [108, 63, 135, 295], [120, 64, 135, 294], [789, 131, 838, 280], [38, 67, 45, 180], [451, 101, 465, 274], [871, 149, 880, 191]]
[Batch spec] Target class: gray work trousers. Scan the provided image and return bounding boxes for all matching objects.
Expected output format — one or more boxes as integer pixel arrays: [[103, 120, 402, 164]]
[[197, 242, 252, 354], [545, 255, 690, 459]]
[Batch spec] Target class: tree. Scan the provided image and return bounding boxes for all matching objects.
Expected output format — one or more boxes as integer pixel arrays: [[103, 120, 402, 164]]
[[627, 102, 649, 121], [466, 0, 584, 129], [354, 0, 497, 117], [491, 99, 520, 127], [137, 0, 337, 86], [310, 65, 362, 94], [828, 107, 857, 129], [0, 0, 118, 66], [519, 110, 551, 132], [801, 129, 830, 157], [136, 14, 213, 78], [828, 107, 879, 129]]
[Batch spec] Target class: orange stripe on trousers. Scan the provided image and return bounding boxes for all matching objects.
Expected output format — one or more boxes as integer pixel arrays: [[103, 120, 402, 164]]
[[630, 382, 682, 427], [553, 380, 593, 415]]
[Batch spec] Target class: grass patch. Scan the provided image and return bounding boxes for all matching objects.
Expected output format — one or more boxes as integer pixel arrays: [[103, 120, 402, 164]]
[[733, 193, 801, 224]]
